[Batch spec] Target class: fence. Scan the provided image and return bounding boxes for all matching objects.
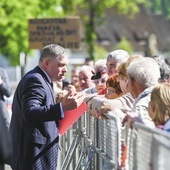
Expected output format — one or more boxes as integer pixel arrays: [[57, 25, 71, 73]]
[[58, 109, 170, 170]]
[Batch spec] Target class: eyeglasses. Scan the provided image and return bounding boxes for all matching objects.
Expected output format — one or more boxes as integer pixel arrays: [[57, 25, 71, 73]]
[[93, 78, 107, 85]]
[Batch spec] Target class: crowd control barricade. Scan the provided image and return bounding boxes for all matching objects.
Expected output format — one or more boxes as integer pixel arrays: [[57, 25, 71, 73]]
[[127, 122, 170, 170], [58, 99, 170, 170], [151, 134, 170, 170], [59, 109, 122, 170]]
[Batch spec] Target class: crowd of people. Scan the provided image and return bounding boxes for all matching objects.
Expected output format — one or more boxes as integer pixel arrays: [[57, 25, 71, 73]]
[[52, 46, 170, 134], [1, 43, 170, 170], [63, 48, 170, 131]]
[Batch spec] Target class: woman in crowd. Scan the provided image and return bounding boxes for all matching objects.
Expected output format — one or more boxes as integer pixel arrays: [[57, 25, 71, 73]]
[[84, 59, 108, 94], [91, 68, 109, 94], [148, 83, 170, 130], [105, 74, 123, 99]]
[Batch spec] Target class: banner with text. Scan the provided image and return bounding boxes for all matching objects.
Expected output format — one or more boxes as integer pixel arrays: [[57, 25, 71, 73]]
[[28, 17, 81, 49]]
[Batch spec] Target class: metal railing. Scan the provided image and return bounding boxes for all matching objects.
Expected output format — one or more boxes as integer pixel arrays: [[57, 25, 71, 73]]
[[127, 122, 170, 170], [58, 110, 170, 170]]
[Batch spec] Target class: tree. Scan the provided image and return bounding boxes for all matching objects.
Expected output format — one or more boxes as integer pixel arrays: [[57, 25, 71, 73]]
[[0, 0, 63, 65], [61, 0, 145, 60], [144, 0, 170, 19], [0, 0, 145, 65], [114, 37, 134, 54]]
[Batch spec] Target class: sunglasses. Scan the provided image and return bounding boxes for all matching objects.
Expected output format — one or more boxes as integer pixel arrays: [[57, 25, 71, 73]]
[[93, 78, 107, 85]]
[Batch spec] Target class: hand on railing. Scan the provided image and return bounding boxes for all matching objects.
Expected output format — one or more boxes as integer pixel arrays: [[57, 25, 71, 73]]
[[98, 101, 116, 119], [86, 96, 108, 119], [122, 112, 141, 128]]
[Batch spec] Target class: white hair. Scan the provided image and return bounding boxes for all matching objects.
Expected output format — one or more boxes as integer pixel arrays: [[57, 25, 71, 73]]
[[107, 49, 130, 64], [126, 57, 160, 87], [79, 65, 94, 74], [94, 59, 107, 72]]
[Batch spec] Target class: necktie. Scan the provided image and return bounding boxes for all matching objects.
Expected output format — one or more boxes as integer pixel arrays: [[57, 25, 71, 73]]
[[50, 82, 54, 91]]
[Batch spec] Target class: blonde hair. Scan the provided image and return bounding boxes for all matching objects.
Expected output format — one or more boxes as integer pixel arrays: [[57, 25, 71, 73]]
[[151, 83, 170, 126]]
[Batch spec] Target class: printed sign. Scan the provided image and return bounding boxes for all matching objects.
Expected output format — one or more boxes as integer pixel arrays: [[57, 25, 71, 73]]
[[28, 17, 81, 49]]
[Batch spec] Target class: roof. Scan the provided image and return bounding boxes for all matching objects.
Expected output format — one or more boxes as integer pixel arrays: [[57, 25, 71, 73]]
[[95, 5, 170, 52]]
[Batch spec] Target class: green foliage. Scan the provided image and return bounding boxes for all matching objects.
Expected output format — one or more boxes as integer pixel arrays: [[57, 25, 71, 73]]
[[60, 0, 82, 14], [144, 0, 170, 19], [85, 23, 96, 59], [113, 37, 134, 54], [93, 45, 108, 62], [61, 0, 145, 59], [0, 0, 146, 65], [0, 0, 63, 65]]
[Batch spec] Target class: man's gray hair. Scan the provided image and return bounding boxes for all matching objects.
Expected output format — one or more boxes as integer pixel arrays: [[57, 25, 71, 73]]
[[107, 49, 130, 64], [39, 44, 68, 62], [127, 57, 160, 87], [79, 65, 94, 74]]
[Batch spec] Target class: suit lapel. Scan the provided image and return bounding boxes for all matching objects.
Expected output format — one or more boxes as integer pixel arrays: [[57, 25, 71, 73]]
[[34, 66, 55, 103]]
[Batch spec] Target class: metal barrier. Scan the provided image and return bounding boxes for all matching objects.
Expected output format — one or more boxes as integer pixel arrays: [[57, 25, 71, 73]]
[[59, 111, 122, 170], [127, 122, 170, 170], [58, 110, 170, 170], [151, 134, 170, 170]]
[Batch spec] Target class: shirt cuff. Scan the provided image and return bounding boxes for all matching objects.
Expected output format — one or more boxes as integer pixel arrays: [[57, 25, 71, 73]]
[[60, 103, 64, 118]]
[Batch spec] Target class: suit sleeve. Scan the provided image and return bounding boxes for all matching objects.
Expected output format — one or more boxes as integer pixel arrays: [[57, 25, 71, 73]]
[[20, 75, 63, 124]]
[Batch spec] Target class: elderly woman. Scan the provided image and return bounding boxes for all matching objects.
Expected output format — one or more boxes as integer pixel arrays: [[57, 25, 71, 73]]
[[105, 74, 123, 99], [84, 59, 109, 94]]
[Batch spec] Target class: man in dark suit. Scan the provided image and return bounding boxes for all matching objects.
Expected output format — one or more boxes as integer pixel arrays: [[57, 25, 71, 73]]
[[0, 67, 12, 170], [9, 44, 85, 170]]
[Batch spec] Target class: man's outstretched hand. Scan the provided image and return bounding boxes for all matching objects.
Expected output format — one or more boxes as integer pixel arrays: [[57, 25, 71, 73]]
[[61, 90, 86, 112]]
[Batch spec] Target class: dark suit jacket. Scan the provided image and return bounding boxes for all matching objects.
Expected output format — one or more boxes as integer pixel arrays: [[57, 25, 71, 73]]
[[9, 66, 62, 170]]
